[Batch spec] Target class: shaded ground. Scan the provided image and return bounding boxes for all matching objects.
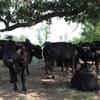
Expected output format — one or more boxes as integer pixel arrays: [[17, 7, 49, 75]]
[[0, 61, 100, 100]]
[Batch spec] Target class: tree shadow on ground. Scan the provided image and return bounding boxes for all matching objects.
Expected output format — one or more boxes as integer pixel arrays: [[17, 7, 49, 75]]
[[0, 63, 99, 100]]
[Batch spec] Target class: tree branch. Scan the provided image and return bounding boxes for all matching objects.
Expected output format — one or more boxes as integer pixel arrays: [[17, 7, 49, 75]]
[[0, 17, 9, 28], [0, 9, 82, 32], [0, 1, 88, 32]]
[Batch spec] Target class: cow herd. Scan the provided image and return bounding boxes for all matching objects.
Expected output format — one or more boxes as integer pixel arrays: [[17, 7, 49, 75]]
[[0, 39, 100, 93]]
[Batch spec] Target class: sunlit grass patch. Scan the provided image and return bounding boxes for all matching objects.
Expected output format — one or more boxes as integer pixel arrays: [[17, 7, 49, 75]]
[[17, 96, 25, 100], [31, 57, 42, 65]]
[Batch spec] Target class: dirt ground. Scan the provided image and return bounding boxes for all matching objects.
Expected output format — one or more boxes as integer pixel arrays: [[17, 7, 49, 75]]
[[0, 62, 100, 100]]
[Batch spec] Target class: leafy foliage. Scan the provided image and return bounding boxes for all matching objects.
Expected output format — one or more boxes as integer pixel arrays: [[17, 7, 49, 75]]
[[80, 22, 100, 42], [0, 0, 100, 32], [71, 22, 100, 43], [71, 37, 81, 44]]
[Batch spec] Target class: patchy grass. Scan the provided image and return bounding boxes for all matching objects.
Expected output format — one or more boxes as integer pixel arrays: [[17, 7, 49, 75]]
[[17, 96, 25, 100], [31, 57, 43, 65], [56, 85, 95, 100]]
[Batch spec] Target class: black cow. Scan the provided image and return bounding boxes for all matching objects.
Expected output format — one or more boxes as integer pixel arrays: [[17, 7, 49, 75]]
[[43, 42, 77, 78], [76, 42, 95, 63], [3, 40, 28, 93], [23, 39, 42, 74], [0, 39, 42, 75], [75, 42, 100, 74], [71, 63, 98, 91], [0, 40, 7, 60]]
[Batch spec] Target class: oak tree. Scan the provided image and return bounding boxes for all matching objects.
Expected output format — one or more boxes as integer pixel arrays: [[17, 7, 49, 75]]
[[0, 0, 100, 32]]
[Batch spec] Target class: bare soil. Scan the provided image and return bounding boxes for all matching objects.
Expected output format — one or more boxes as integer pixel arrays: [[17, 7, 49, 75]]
[[0, 62, 100, 100]]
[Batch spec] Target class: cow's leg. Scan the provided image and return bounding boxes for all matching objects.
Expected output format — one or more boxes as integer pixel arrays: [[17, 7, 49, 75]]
[[45, 60, 50, 79], [61, 66, 64, 72], [45, 63, 49, 79], [74, 58, 78, 72], [45, 61, 55, 79], [95, 61, 99, 74], [71, 60, 75, 75], [49, 66, 55, 79], [72, 57, 78, 74], [13, 82, 17, 91], [50, 61, 55, 79], [9, 69, 18, 91], [21, 67, 26, 93], [64, 62, 69, 75], [26, 65, 29, 75], [66, 67, 69, 75], [71, 66, 74, 74]]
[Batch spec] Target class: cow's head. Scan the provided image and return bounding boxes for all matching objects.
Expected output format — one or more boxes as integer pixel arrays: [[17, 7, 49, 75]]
[[32, 45, 42, 59]]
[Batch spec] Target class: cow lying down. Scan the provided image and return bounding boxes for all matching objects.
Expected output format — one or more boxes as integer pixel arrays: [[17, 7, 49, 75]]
[[71, 63, 98, 91]]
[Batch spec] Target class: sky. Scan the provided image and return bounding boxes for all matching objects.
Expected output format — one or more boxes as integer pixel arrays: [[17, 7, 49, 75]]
[[0, 17, 82, 44]]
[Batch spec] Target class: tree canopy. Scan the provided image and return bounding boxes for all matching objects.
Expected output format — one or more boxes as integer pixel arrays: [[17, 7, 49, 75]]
[[71, 22, 100, 44], [0, 0, 100, 32]]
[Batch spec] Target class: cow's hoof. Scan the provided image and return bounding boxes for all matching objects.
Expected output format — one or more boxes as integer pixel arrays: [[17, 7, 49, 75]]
[[13, 88, 18, 92], [22, 88, 27, 93], [24, 91, 27, 94], [13, 87, 18, 91], [27, 71, 29, 75], [21, 90, 27, 94]]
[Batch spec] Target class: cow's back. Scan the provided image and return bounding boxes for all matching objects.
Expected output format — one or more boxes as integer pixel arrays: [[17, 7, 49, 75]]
[[43, 42, 77, 60]]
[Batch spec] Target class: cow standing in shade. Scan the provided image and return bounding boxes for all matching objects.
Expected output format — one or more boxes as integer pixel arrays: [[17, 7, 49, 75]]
[[0, 39, 42, 75], [43, 42, 77, 78], [3, 40, 28, 93]]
